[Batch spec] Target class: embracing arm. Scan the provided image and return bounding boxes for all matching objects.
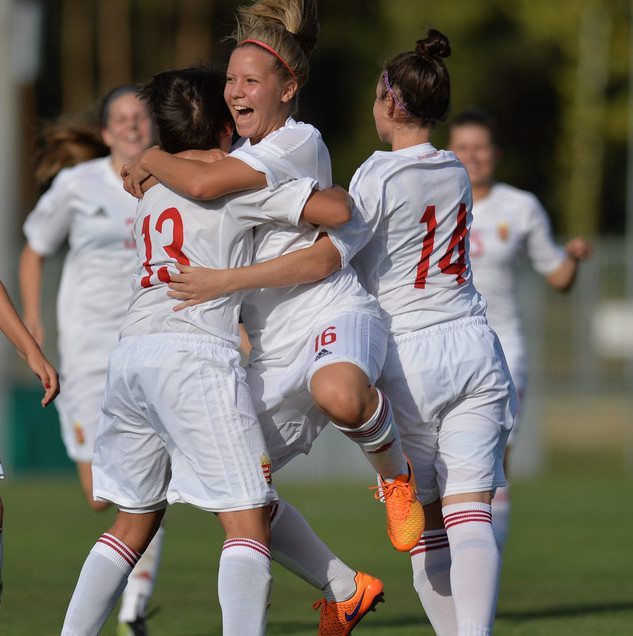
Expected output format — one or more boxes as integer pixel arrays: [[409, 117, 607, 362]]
[[546, 237, 592, 292], [168, 234, 342, 310], [122, 147, 266, 200], [19, 245, 46, 346], [0, 281, 59, 406]]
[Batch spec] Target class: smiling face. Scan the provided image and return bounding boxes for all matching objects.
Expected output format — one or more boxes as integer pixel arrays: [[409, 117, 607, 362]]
[[224, 45, 297, 144], [448, 123, 498, 189], [101, 92, 153, 164]]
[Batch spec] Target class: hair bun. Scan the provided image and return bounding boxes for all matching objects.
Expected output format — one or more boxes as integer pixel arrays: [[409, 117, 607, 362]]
[[415, 29, 451, 59]]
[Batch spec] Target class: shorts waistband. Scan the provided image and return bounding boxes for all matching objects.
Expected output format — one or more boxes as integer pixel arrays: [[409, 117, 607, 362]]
[[120, 332, 237, 350], [390, 315, 489, 344]]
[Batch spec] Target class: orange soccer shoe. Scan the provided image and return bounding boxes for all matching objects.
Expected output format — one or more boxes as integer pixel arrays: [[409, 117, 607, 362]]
[[312, 571, 384, 636], [374, 459, 425, 552]]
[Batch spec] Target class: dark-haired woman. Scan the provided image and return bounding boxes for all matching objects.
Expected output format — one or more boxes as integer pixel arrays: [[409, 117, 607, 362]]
[[18, 88, 163, 634]]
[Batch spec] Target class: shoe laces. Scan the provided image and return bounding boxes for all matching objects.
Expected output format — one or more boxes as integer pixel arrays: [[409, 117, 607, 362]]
[[312, 597, 328, 611], [370, 480, 413, 520]]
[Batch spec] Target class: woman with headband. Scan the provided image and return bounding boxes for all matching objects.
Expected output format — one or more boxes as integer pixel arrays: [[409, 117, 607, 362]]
[[19, 88, 164, 635], [124, 0, 422, 575]]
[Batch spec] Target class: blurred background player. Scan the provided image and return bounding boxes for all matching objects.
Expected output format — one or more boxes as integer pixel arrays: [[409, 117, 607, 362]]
[[0, 279, 59, 604], [122, 0, 424, 567], [18, 88, 164, 635], [448, 108, 592, 555], [61, 64, 354, 636]]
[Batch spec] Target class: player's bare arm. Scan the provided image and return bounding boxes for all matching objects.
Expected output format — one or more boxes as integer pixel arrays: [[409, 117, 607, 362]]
[[300, 185, 352, 227], [546, 237, 592, 292], [18, 244, 45, 346], [0, 281, 59, 406], [122, 147, 266, 200], [168, 234, 342, 311]]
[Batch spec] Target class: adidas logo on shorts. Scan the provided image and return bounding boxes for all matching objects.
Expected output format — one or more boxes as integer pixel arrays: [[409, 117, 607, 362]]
[[314, 348, 332, 361]]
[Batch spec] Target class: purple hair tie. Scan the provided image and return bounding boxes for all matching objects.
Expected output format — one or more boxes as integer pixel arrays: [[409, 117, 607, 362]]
[[382, 70, 411, 114]]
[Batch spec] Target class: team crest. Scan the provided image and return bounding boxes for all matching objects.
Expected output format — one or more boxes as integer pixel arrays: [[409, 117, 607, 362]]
[[497, 221, 510, 241], [73, 422, 86, 445], [260, 453, 272, 485]]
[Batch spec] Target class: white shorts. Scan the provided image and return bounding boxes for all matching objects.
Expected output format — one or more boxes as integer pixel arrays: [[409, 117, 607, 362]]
[[247, 312, 387, 470], [56, 368, 107, 463], [377, 316, 516, 504], [92, 333, 276, 513]]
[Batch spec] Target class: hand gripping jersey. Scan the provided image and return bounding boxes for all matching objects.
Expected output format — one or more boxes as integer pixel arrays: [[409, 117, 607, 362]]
[[23, 157, 138, 376], [231, 118, 381, 366], [330, 143, 486, 333], [120, 178, 317, 344], [468, 183, 565, 386]]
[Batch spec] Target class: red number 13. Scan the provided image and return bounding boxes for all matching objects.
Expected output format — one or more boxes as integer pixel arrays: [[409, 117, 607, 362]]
[[140, 207, 190, 288], [414, 203, 468, 289]]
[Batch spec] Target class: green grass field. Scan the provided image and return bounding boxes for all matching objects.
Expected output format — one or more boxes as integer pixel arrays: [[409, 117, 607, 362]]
[[1, 451, 632, 635]]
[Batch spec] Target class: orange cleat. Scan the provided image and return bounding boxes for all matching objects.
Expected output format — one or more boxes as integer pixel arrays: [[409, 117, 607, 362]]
[[312, 571, 384, 636], [373, 458, 425, 552]]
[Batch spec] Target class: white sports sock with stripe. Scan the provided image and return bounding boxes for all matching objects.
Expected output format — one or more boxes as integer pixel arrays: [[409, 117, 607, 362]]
[[410, 529, 457, 635], [443, 503, 499, 636], [270, 498, 357, 602], [334, 389, 408, 479], [218, 538, 272, 636], [118, 522, 165, 623], [62, 533, 141, 635]]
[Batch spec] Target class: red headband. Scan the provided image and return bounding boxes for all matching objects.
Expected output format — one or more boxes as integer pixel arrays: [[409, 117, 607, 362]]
[[240, 39, 297, 79]]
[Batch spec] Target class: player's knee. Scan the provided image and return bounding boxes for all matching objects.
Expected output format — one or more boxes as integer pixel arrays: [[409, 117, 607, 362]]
[[312, 379, 368, 427]]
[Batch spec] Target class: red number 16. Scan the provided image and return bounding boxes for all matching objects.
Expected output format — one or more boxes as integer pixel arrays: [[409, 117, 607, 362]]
[[314, 326, 337, 352]]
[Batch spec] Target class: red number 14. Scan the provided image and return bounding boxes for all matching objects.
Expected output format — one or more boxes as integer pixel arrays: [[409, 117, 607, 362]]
[[414, 203, 468, 289]]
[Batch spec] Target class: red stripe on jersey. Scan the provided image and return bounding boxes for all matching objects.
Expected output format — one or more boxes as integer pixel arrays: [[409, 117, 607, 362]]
[[223, 539, 271, 560]]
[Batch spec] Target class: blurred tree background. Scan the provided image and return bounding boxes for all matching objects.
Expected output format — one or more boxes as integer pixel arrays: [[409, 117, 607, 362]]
[[20, 0, 633, 237]]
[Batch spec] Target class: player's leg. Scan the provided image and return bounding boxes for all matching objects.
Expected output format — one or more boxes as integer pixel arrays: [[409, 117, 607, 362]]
[[491, 446, 512, 552], [62, 509, 165, 636], [216, 506, 272, 636], [308, 314, 422, 552], [76, 461, 110, 511], [434, 320, 515, 635]]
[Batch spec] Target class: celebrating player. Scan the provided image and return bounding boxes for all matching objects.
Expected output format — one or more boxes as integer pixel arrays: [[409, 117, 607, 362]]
[[123, 0, 423, 573], [61, 64, 359, 636], [18, 89, 163, 634], [173, 29, 518, 635], [0, 280, 59, 603], [448, 108, 592, 554]]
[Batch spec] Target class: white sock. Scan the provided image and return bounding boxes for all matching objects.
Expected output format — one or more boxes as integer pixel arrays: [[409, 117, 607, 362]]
[[271, 499, 356, 602], [118, 522, 165, 623], [410, 529, 457, 635], [334, 389, 408, 478], [62, 533, 141, 635], [443, 503, 499, 636], [491, 486, 511, 554], [218, 538, 272, 636]]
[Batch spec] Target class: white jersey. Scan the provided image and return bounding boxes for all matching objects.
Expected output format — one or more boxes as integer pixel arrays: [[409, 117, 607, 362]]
[[120, 178, 317, 345], [23, 157, 137, 376], [231, 117, 382, 365], [331, 143, 486, 335], [469, 182, 565, 348]]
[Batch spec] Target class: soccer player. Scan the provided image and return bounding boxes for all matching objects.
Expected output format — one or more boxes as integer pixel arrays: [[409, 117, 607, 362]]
[[19, 88, 163, 634], [0, 280, 59, 603], [61, 64, 355, 636], [448, 108, 592, 554], [171, 29, 518, 636], [122, 1, 424, 579]]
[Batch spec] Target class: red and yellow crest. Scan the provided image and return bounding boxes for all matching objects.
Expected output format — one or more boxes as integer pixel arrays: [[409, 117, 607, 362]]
[[497, 221, 510, 241], [260, 453, 272, 485], [73, 422, 86, 445]]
